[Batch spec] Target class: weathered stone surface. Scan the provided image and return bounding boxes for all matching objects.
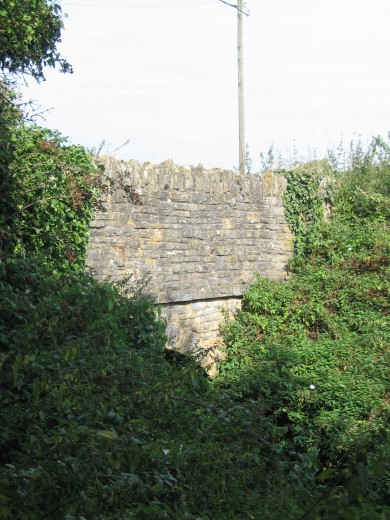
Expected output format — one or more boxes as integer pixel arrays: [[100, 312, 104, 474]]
[[86, 157, 293, 361]]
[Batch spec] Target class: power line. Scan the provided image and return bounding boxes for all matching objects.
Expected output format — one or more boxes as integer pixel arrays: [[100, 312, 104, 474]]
[[63, 0, 247, 11], [62, 1, 215, 7], [217, 0, 248, 16], [248, 16, 329, 136]]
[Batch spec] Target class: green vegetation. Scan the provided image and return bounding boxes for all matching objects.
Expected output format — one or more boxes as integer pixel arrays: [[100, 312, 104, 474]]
[[0, 2, 388, 518], [0, 0, 71, 81], [219, 139, 390, 518], [0, 0, 81, 270], [0, 259, 298, 520], [1, 125, 100, 272], [1, 135, 388, 518]]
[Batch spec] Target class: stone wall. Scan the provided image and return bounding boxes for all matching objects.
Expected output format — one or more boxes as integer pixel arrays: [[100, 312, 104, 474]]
[[86, 157, 293, 365]]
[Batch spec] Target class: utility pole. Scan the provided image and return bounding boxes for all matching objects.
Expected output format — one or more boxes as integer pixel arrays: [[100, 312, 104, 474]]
[[218, 0, 247, 173], [237, 0, 245, 174]]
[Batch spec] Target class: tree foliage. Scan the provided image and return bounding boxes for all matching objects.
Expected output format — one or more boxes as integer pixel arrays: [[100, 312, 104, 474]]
[[0, 1, 79, 268], [0, 260, 298, 520], [0, 81, 22, 212], [0, 0, 71, 81]]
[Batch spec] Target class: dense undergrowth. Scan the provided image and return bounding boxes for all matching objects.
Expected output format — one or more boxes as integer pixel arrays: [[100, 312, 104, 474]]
[[219, 138, 390, 518], [1, 137, 388, 519], [0, 259, 304, 519]]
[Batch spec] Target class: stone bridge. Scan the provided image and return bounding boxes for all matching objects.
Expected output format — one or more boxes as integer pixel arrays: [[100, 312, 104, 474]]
[[86, 157, 293, 369]]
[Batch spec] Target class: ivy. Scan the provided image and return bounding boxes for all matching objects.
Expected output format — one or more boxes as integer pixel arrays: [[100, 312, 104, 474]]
[[281, 160, 333, 263]]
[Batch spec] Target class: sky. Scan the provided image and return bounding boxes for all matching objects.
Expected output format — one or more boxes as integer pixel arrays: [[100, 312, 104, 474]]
[[21, 0, 390, 171]]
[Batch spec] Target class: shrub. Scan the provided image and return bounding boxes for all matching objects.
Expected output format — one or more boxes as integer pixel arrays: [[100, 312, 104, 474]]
[[0, 125, 100, 272]]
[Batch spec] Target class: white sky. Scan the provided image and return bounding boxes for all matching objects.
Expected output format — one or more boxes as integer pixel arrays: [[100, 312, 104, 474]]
[[21, 0, 390, 170]]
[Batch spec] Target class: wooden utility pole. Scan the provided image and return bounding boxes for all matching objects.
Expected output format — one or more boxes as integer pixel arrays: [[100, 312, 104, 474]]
[[237, 0, 245, 174], [218, 0, 247, 173]]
